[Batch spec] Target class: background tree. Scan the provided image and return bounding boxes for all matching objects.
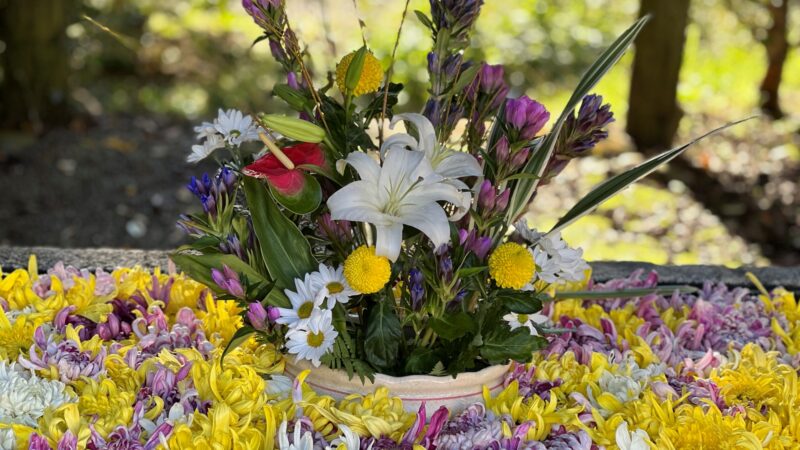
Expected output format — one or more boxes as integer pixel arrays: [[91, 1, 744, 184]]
[[0, 0, 78, 132], [725, 0, 795, 119], [626, 0, 692, 152]]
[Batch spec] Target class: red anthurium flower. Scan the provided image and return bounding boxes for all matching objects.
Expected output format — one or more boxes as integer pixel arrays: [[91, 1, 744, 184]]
[[243, 142, 325, 195]]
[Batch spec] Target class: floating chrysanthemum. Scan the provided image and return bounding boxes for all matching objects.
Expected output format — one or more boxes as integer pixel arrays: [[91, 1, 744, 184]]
[[343, 246, 391, 294], [488, 242, 535, 289]]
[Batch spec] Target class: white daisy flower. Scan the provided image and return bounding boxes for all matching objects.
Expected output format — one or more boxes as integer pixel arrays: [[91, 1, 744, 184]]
[[308, 264, 357, 308], [187, 134, 225, 164], [285, 308, 338, 367], [193, 120, 217, 140], [503, 312, 548, 336], [214, 108, 261, 147], [514, 220, 589, 283], [276, 277, 325, 328]]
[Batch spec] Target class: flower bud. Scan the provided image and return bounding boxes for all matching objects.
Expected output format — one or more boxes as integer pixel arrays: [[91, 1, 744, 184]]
[[495, 188, 510, 212], [259, 113, 326, 143], [477, 180, 495, 212], [247, 303, 269, 330]]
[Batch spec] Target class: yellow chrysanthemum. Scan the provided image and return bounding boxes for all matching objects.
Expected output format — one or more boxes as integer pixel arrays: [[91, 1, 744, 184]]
[[190, 353, 268, 427], [0, 307, 37, 360], [343, 246, 391, 294], [488, 242, 535, 290], [327, 387, 415, 440], [197, 294, 243, 345], [71, 378, 135, 437], [167, 403, 267, 450], [335, 49, 383, 96]]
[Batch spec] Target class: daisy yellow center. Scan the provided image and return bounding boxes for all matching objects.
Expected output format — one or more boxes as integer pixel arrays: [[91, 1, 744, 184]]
[[307, 331, 325, 348], [326, 281, 344, 294], [518, 314, 529, 323], [343, 246, 391, 294], [298, 301, 314, 319], [335, 50, 383, 96], [488, 242, 535, 290]]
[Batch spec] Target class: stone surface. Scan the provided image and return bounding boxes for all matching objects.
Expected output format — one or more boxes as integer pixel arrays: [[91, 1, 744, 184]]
[[1, 246, 799, 291]]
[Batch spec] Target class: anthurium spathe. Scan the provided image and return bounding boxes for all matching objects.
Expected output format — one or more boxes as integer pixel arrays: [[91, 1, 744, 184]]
[[327, 148, 470, 261], [243, 141, 326, 214]]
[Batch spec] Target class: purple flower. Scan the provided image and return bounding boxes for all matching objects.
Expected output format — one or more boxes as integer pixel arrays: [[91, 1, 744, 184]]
[[430, 0, 484, 35], [247, 302, 269, 330], [458, 228, 492, 260], [211, 265, 245, 298], [20, 326, 106, 383], [316, 213, 352, 244], [504, 96, 550, 141], [408, 269, 426, 312], [433, 404, 507, 450]]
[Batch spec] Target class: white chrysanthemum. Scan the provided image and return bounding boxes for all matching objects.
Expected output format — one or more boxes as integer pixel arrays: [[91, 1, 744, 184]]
[[615, 421, 650, 450], [187, 134, 225, 164], [503, 312, 548, 336], [278, 420, 314, 450], [214, 108, 261, 147], [308, 264, 357, 308], [514, 220, 589, 283], [0, 428, 15, 450], [276, 277, 325, 328], [285, 309, 338, 367], [330, 424, 360, 450], [0, 361, 74, 427]]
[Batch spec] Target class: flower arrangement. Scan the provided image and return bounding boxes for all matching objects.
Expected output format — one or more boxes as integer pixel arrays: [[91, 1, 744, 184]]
[[174, 0, 744, 380], [1, 259, 799, 449]]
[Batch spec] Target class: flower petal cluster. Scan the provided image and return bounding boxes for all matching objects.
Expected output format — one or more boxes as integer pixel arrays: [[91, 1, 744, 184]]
[[188, 108, 261, 163], [328, 148, 470, 261]]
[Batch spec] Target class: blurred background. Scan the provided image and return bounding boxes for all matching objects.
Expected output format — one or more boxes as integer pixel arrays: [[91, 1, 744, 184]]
[[0, 0, 798, 267]]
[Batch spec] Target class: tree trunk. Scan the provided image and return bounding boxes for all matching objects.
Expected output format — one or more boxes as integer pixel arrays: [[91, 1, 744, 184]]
[[626, 0, 691, 153], [759, 0, 789, 119], [0, 0, 76, 132]]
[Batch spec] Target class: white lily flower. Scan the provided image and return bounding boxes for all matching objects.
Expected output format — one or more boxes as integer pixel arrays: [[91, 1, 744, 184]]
[[383, 113, 482, 188], [327, 148, 470, 261]]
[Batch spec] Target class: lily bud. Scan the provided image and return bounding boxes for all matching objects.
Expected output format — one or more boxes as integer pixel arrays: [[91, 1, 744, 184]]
[[260, 113, 326, 143]]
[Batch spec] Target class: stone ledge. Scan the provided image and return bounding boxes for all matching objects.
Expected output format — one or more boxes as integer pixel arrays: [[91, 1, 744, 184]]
[[2, 245, 799, 291]]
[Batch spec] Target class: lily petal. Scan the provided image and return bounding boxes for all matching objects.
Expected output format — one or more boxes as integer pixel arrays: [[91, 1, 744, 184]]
[[328, 182, 392, 226], [391, 113, 436, 155], [342, 152, 381, 184], [375, 222, 403, 261], [436, 151, 483, 178], [399, 202, 452, 250]]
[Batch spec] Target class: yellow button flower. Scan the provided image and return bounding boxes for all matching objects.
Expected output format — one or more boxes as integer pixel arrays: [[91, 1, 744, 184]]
[[488, 242, 535, 290], [336, 49, 383, 96], [343, 246, 391, 294]]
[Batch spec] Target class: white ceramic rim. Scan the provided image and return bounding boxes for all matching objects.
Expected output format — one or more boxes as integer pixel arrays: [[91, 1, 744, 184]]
[[284, 358, 510, 402]]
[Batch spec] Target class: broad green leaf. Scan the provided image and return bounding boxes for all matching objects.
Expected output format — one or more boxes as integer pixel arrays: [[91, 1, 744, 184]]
[[480, 326, 547, 364], [170, 252, 267, 293], [547, 117, 753, 235], [553, 285, 698, 300], [506, 16, 650, 222], [364, 297, 402, 371], [243, 177, 317, 289], [268, 172, 322, 215], [429, 312, 477, 341], [404, 347, 440, 375], [345, 46, 368, 94], [497, 291, 544, 314], [221, 325, 256, 365]]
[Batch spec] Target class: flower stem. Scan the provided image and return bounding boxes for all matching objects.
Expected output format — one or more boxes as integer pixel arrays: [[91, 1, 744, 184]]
[[258, 132, 295, 170]]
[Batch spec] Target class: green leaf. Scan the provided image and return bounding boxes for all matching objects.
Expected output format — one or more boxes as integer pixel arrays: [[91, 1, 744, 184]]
[[268, 172, 322, 215], [447, 63, 481, 96], [553, 285, 698, 300], [497, 291, 544, 314], [480, 326, 546, 364], [547, 117, 754, 235], [345, 46, 369, 94], [457, 266, 487, 277], [404, 347, 440, 375], [170, 252, 267, 293], [506, 16, 650, 222], [364, 297, 402, 371], [221, 325, 256, 365], [243, 177, 317, 289], [429, 312, 477, 341], [414, 10, 434, 31]]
